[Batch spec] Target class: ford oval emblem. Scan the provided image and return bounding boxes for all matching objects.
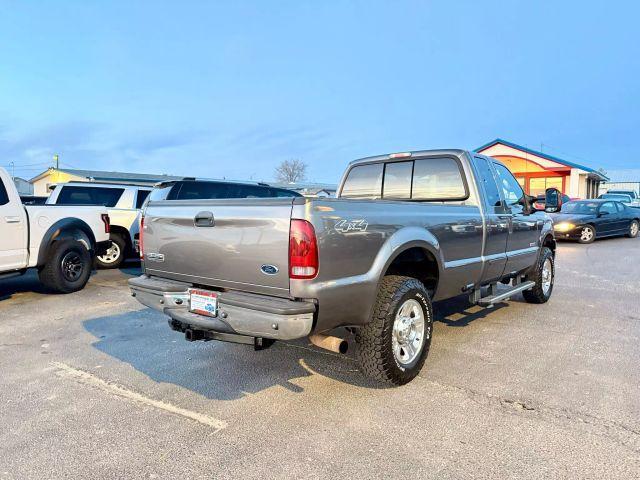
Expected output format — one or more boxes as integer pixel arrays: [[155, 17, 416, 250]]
[[261, 264, 279, 275]]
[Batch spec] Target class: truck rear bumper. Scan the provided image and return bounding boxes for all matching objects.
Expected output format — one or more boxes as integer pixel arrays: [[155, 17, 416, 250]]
[[128, 275, 315, 341]]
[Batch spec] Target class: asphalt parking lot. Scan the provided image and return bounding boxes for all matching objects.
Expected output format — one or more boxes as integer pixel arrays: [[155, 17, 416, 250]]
[[1, 237, 639, 479]]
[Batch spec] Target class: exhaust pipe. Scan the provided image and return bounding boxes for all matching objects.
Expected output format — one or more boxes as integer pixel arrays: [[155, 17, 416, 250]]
[[309, 334, 348, 354], [185, 329, 204, 342]]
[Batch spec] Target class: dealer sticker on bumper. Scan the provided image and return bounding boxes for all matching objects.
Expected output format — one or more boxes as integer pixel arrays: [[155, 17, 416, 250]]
[[189, 289, 218, 317]]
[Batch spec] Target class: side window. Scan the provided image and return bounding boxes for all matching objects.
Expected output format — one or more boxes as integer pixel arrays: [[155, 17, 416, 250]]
[[411, 157, 467, 200], [493, 163, 525, 213], [600, 202, 617, 214], [0, 178, 9, 206], [474, 157, 503, 211], [272, 188, 300, 198], [383, 161, 412, 199], [56, 186, 125, 207], [135, 190, 151, 209], [228, 185, 273, 198], [174, 182, 229, 200], [615, 202, 625, 213], [340, 164, 383, 199]]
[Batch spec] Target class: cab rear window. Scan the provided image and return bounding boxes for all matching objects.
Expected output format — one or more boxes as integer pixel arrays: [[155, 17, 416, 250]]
[[342, 157, 467, 201]]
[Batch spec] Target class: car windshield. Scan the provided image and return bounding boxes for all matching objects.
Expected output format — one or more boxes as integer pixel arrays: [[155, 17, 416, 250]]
[[560, 201, 599, 214]]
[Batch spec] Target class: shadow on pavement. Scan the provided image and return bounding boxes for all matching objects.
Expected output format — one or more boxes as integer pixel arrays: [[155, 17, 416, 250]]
[[434, 295, 507, 327], [0, 270, 48, 301], [83, 309, 386, 400]]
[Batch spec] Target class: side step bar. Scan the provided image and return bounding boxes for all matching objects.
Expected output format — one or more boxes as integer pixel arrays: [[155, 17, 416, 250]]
[[474, 281, 536, 307]]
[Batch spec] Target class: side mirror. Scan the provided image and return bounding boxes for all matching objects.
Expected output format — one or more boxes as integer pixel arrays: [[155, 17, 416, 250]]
[[544, 188, 562, 213], [598, 210, 609, 217]]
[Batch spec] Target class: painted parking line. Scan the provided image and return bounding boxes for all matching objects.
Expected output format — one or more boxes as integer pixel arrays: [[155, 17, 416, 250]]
[[51, 362, 227, 432]]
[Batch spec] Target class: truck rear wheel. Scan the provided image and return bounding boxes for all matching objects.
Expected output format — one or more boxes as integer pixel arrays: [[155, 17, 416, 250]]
[[39, 239, 92, 293], [355, 275, 433, 385], [522, 247, 554, 304], [96, 233, 126, 269]]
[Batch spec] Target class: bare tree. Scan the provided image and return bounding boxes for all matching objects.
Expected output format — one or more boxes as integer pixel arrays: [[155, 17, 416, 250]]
[[275, 158, 307, 183]]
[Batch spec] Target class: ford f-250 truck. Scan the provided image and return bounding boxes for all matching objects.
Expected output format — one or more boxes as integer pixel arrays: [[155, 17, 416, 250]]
[[129, 149, 559, 385], [0, 168, 111, 293]]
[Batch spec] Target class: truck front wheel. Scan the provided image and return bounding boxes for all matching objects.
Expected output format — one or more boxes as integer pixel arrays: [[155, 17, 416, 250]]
[[355, 275, 433, 385], [38, 239, 92, 294]]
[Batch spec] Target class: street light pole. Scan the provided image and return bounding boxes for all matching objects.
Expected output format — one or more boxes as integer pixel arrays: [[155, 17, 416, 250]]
[[10, 161, 14, 179], [54, 154, 59, 170]]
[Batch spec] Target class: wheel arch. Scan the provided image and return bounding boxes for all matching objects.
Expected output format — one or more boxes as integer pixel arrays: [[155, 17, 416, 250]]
[[374, 227, 443, 299], [37, 218, 96, 267], [107, 225, 133, 250]]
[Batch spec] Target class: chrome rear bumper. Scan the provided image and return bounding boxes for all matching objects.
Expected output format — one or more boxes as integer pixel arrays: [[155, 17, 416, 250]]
[[128, 275, 315, 341]]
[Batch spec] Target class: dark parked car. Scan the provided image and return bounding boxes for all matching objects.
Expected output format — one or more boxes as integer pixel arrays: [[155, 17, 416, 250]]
[[148, 179, 302, 203], [551, 199, 640, 243]]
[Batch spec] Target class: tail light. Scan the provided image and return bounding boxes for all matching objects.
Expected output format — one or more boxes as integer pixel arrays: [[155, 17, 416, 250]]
[[101, 214, 110, 234], [289, 219, 318, 279], [139, 216, 145, 260]]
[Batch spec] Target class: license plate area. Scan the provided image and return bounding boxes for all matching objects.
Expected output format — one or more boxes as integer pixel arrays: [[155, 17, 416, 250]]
[[189, 288, 218, 317]]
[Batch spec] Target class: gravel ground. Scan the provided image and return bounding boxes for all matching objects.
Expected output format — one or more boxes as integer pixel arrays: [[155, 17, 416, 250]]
[[0, 236, 639, 479]]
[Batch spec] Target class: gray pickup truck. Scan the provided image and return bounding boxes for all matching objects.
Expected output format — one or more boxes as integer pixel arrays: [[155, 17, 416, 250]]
[[130, 149, 558, 385]]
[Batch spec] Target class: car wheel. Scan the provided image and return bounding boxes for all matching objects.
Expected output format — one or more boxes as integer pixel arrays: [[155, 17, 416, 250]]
[[627, 220, 639, 238], [38, 239, 92, 294], [523, 247, 554, 304], [96, 233, 127, 269], [578, 225, 596, 244], [355, 275, 433, 385]]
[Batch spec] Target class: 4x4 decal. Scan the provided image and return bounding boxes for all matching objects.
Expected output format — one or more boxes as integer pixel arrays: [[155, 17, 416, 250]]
[[334, 219, 368, 233]]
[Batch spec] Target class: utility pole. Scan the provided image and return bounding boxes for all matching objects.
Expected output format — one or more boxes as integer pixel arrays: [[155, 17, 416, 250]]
[[54, 154, 59, 170], [9, 161, 14, 179]]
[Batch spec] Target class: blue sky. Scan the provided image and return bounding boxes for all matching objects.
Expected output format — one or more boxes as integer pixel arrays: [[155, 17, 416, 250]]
[[1, 1, 638, 184]]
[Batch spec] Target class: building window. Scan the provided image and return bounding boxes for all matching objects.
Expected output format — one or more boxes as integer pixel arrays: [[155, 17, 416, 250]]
[[529, 177, 563, 196]]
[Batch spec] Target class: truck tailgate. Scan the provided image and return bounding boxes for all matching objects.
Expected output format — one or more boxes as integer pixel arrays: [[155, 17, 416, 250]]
[[142, 198, 294, 297]]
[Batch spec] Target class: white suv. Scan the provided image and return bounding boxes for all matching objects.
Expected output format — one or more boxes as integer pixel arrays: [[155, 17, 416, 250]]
[[47, 182, 152, 268]]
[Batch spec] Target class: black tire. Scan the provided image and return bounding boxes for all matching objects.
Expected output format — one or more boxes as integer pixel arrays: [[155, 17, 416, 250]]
[[38, 239, 92, 294], [627, 219, 639, 238], [96, 233, 127, 269], [577, 225, 596, 244], [355, 275, 433, 386], [522, 247, 554, 304]]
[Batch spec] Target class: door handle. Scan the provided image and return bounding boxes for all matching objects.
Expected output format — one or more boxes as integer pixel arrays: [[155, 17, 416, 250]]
[[194, 211, 215, 227], [5, 216, 21, 224]]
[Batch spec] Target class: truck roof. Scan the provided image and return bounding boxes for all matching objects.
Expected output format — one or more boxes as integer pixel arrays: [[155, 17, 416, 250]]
[[348, 149, 468, 167]]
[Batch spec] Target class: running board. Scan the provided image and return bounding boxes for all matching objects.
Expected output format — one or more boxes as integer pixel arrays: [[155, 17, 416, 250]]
[[476, 281, 535, 307]]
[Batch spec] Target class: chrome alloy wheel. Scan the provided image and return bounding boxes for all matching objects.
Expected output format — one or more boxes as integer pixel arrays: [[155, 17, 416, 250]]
[[61, 251, 84, 282], [631, 221, 639, 237], [541, 257, 553, 295], [98, 242, 121, 264], [580, 227, 594, 242], [392, 299, 426, 366]]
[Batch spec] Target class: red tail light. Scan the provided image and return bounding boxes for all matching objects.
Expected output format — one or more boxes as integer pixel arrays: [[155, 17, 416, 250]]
[[139, 216, 145, 260], [101, 214, 110, 234], [289, 219, 318, 279]]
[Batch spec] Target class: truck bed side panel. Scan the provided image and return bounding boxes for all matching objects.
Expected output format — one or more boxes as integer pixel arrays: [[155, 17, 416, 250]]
[[291, 198, 485, 331]]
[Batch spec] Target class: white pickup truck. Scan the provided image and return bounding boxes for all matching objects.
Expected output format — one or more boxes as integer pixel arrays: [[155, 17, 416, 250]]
[[0, 168, 111, 293], [47, 182, 152, 268]]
